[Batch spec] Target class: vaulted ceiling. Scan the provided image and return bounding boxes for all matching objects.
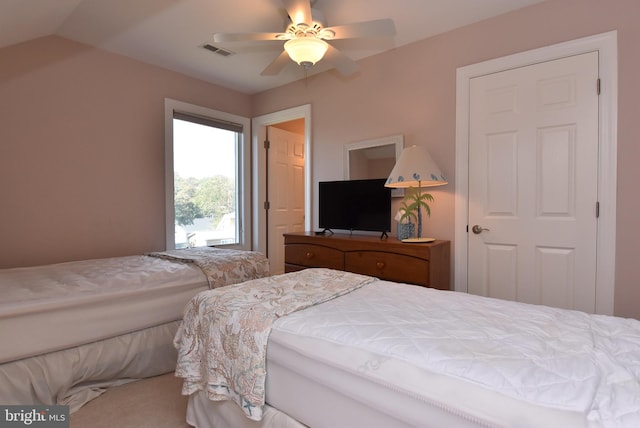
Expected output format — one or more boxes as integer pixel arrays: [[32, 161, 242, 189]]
[[0, 0, 546, 94]]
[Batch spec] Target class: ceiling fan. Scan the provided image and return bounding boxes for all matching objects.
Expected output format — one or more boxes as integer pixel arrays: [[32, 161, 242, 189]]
[[213, 0, 396, 76]]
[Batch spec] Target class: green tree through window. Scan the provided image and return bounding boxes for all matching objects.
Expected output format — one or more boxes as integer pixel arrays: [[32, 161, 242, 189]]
[[172, 115, 240, 248]]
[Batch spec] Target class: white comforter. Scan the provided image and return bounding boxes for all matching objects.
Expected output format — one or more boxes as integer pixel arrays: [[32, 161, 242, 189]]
[[0, 255, 207, 363], [0, 248, 269, 363], [273, 280, 640, 427]]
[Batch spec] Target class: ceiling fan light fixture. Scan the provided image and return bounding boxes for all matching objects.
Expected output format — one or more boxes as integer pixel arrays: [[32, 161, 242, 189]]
[[284, 37, 328, 68]]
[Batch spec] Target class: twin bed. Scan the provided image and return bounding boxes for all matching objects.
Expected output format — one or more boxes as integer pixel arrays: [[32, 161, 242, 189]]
[[3, 250, 640, 427], [175, 268, 640, 428], [0, 247, 269, 411]]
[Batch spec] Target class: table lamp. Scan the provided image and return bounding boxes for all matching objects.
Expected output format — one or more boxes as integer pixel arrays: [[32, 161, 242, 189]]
[[385, 145, 448, 242]]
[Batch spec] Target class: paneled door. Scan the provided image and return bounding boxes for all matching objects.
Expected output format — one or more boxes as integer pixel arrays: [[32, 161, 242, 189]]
[[267, 126, 305, 275], [468, 52, 599, 312]]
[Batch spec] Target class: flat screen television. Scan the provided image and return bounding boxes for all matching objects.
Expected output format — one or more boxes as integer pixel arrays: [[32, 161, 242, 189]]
[[318, 178, 391, 237]]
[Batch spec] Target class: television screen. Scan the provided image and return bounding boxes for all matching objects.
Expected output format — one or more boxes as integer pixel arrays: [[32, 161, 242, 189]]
[[318, 178, 391, 233]]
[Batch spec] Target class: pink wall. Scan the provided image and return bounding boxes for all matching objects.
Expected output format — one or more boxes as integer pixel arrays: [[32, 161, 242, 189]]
[[251, 0, 640, 319], [1, 0, 639, 319], [0, 36, 251, 268]]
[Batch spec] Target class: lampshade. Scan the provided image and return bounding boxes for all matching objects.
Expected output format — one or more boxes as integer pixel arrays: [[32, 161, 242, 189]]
[[284, 37, 328, 68], [385, 145, 448, 188]]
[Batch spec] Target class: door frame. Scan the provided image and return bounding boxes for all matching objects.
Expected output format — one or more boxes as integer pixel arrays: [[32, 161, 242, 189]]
[[252, 104, 312, 257], [454, 31, 618, 315]]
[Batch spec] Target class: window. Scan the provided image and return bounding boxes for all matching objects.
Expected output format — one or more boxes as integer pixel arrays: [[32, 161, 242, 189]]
[[164, 99, 250, 250]]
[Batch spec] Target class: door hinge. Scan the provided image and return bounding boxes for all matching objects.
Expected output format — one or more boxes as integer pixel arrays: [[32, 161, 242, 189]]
[[264, 201, 270, 210], [264, 139, 270, 149], [597, 78, 601, 95], [596, 201, 600, 218]]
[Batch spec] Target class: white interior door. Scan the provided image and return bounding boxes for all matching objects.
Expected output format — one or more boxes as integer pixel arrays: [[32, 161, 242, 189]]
[[267, 126, 305, 275], [468, 51, 599, 312]]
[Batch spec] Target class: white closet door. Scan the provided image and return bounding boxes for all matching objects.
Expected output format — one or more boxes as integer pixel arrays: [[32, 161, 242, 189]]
[[468, 51, 599, 312]]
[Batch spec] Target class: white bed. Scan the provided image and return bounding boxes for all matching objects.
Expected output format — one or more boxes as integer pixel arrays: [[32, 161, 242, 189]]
[[0, 247, 269, 411], [175, 269, 640, 428]]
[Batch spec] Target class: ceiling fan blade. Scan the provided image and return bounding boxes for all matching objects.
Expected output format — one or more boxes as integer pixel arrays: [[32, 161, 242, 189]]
[[323, 44, 358, 76], [214, 32, 286, 43], [261, 50, 292, 76], [281, 0, 313, 26], [324, 19, 396, 40]]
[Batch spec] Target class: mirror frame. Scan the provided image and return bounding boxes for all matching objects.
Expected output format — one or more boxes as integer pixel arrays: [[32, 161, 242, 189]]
[[343, 134, 404, 196]]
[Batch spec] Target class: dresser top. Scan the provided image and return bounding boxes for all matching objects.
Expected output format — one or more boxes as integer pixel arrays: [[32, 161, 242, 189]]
[[283, 232, 449, 258]]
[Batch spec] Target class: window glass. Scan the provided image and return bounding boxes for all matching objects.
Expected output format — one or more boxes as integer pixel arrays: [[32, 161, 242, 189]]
[[173, 118, 238, 248], [164, 99, 250, 250]]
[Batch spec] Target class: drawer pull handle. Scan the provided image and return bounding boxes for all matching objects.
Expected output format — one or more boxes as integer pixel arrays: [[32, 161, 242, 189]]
[[305, 252, 314, 259], [376, 261, 385, 270]]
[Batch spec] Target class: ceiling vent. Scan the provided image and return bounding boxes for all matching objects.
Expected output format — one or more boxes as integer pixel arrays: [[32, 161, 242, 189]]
[[203, 44, 234, 57]]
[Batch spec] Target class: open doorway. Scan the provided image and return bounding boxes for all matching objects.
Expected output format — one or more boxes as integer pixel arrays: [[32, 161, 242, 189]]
[[252, 105, 312, 274], [265, 121, 305, 274]]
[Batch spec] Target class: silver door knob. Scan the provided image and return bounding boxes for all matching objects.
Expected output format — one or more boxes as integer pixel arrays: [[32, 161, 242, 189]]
[[472, 225, 490, 234]]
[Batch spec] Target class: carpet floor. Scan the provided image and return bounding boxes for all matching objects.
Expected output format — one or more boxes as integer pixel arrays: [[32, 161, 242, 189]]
[[70, 372, 190, 428]]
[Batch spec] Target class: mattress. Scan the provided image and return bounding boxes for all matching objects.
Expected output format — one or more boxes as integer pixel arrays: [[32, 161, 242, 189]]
[[265, 280, 640, 428], [0, 255, 208, 363], [266, 325, 583, 428]]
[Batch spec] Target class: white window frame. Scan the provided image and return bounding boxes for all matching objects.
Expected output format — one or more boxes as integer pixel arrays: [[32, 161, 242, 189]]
[[164, 98, 251, 250]]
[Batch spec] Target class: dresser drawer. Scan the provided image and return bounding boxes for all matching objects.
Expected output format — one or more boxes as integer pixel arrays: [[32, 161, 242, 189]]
[[285, 244, 344, 270], [283, 233, 450, 290], [345, 251, 430, 287]]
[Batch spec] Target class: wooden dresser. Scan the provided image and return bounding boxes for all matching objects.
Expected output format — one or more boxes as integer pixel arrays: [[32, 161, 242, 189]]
[[283, 232, 450, 290]]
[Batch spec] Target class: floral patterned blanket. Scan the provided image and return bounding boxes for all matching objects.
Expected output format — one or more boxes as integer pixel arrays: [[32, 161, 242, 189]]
[[147, 247, 269, 289], [173, 268, 376, 421]]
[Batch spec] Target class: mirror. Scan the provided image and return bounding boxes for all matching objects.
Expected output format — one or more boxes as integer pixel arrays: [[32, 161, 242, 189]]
[[344, 135, 403, 196], [343, 135, 403, 181]]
